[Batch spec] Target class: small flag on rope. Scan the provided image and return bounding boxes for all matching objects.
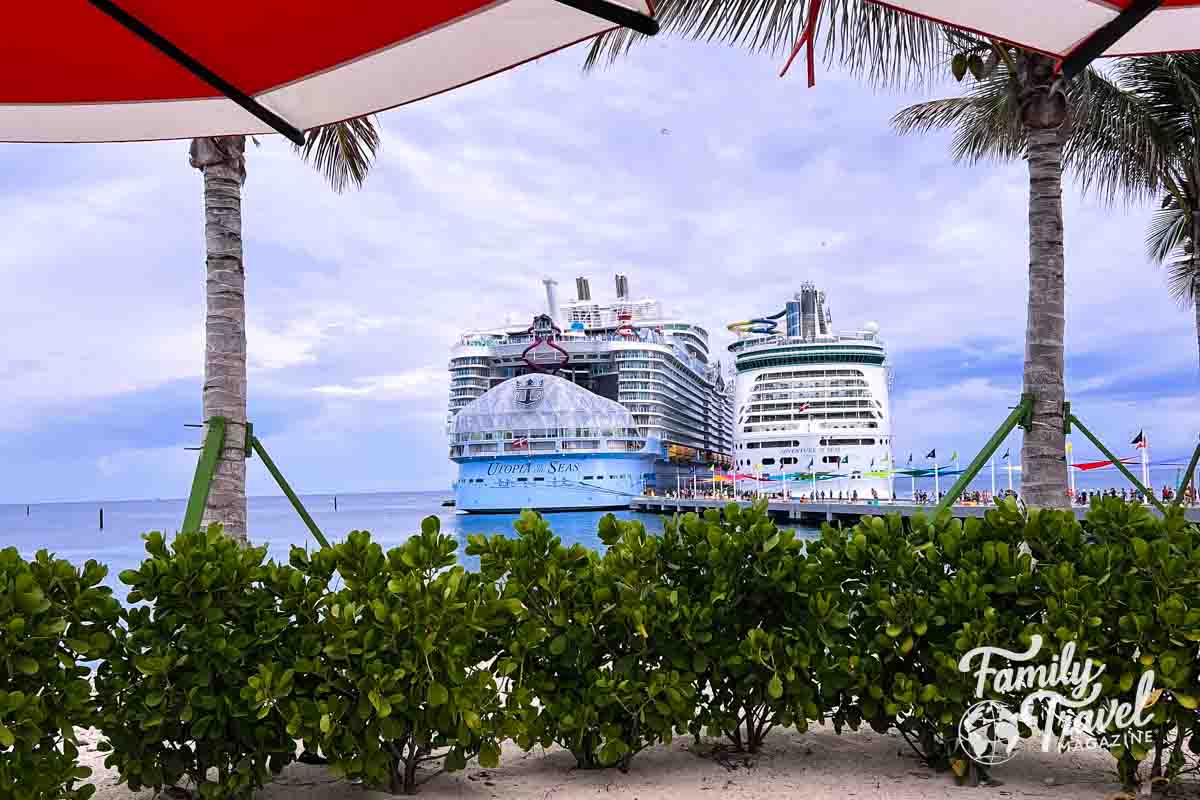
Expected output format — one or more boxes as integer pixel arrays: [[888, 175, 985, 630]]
[[808, 457, 815, 468], [1002, 449, 1010, 461], [949, 451, 958, 462], [926, 449, 936, 460], [1132, 430, 1147, 449], [512, 437, 529, 449], [797, 403, 811, 413], [907, 453, 913, 465]]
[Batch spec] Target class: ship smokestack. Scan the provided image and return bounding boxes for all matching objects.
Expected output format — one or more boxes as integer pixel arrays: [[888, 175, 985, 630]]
[[800, 282, 817, 340], [575, 276, 591, 301], [615, 273, 630, 300], [542, 278, 560, 325]]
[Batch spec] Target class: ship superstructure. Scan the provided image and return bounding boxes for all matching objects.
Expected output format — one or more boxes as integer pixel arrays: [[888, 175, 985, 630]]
[[449, 275, 733, 509], [727, 283, 894, 500]]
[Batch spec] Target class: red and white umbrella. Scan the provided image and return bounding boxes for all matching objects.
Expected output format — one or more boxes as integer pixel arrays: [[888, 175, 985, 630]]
[[872, 0, 1196, 70], [3, 0, 656, 145], [787, 0, 1196, 84]]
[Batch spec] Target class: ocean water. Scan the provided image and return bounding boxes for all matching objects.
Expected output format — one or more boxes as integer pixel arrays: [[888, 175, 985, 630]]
[[0, 491, 682, 588]]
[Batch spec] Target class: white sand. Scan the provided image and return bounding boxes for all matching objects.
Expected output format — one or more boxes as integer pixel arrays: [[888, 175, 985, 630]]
[[78, 725, 1162, 799]]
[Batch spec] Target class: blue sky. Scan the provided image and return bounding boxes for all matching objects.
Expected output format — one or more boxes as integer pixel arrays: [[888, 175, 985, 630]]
[[2, 38, 1197, 503]]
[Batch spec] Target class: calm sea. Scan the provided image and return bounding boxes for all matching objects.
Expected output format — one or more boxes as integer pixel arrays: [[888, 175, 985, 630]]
[[0, 491, 683, 586], [3, 467, 1188, 589]]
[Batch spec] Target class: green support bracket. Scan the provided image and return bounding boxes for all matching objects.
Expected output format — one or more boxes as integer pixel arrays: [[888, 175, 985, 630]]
[[935, 394, 1033, 516], [244, 420, 254, 457], [1174, 438, 1200, 508], [1018, 392, 1034, 432], [182, 416, 227, 534], [251, 436, 331, 550], [1069, 414, 1167, 514], [1063, 401, 1072, 434]]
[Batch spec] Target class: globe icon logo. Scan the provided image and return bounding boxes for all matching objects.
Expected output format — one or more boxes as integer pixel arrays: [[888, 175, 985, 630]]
[[959, 701, 1023, 765]]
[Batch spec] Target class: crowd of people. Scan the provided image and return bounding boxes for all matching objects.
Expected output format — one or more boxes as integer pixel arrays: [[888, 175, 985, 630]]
[[647, 483, 1200, 506]]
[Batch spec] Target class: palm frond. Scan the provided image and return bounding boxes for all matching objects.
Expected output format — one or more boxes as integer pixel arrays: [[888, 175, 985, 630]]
[[1065, 59, 1194, 205], [1146, 201, 1190, 265], [297, 117, 381, 193], [1164, 255, 1200, 305], [584, 0, 807, 69], [891, 67, 1025, 164], [823, 0, 953, 90], [584, 0, 947, 90]]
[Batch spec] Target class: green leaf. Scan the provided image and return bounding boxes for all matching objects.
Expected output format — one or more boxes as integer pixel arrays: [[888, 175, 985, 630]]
[[768, 675, 784, 699], [549, 635, 568, 656], [479, 739, 501, 769], [14, 656, 38, 675], [428, 682, 449, 707], [763, 532, 780, 553], [0, 724, 13, 748]]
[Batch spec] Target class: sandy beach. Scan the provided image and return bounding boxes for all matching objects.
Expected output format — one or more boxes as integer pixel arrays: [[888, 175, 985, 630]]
[[78, 725, 1165, 800]]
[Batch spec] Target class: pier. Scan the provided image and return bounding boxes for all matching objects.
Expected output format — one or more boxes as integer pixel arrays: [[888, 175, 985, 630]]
[[630, 496, 1200, 525]]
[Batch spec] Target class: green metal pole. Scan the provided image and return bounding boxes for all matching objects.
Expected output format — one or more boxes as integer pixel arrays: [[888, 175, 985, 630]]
[[1069, 414, 1167, 514], [182, 416, 227, 533], [1174, 439, 1200, 508], [250, 436, 331, 549], [935, 394, 1034, 516]]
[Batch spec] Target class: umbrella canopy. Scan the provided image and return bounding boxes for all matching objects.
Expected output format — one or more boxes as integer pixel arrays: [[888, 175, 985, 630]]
[[786, 1, 1199, 85], [4, 0, 655, 145], [869, 1, 1196, 73]]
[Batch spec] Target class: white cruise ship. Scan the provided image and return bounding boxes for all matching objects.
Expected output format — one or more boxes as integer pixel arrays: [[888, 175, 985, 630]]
[[448, 275, 734, 510], [727, 283, 894, 501]]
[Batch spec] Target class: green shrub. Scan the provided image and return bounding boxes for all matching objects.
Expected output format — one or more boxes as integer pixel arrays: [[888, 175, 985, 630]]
[[267, 520, 510, 794], [656, 503, 843, 752], [94, 527, 296, 800], [468, 511, 695, 770], [812, 500, 1046, 781], [1034, 498, 1200, 791], [0, 548, 119, 800]]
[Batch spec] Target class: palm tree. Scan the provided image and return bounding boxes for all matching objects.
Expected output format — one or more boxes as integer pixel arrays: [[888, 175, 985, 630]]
[[890, 39, 1088, 508], [1066, 55, 1200, 381], [189, 120, 379, 542], [591, 3, 1076, 507]]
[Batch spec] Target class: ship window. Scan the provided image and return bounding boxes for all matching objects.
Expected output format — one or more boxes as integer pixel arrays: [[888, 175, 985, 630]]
[[534, 477, 545, 482], [761, 458, 776, 465], [517, 477, 528, 482], [584, 475, 594, 480], [782, 457, 798, 465]]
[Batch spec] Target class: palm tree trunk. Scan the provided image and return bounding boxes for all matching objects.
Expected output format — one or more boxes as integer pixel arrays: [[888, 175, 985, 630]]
[[190, 136, 249, 542], [1020, 126, 1070, 509]]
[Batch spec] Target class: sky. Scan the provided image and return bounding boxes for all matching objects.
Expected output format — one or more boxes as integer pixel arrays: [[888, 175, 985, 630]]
[[2, 37, 1197, 504]]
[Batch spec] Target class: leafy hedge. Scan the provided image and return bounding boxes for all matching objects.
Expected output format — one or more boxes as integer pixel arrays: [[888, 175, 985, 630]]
[[6, 498, 1200, 797], [0, 548, 119, 800]]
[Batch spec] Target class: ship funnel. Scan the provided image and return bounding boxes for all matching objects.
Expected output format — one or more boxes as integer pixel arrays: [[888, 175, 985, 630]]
[[615, 273, 630, 300], [542, 278, 560, 325], [787, 282, 832, 340], [575, 276, 591, 301]]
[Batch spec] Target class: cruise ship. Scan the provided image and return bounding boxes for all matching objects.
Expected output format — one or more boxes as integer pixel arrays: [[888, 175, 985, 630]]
[[728, 283, 894, 500], [449, 275, 734, 511]]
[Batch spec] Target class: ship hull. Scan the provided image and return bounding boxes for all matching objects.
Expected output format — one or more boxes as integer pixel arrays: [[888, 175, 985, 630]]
[[453, 452, 657, 513]]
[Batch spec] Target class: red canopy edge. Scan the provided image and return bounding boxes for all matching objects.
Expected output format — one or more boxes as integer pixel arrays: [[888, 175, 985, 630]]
[[0, 0, 654, 143]]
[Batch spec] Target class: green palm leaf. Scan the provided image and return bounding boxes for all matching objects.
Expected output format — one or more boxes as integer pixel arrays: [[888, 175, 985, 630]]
[[296, 117, 381, 193], [585, 0, 948, 89]]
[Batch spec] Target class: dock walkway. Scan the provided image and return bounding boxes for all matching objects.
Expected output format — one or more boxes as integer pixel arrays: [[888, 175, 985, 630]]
[[630, 496, 1200, 525]]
